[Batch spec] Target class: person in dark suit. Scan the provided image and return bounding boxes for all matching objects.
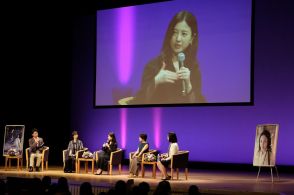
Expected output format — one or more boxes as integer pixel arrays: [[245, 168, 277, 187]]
[[64, 131, 84, 173], [95, 132, 118, 175], [28, 128, 44, 172]]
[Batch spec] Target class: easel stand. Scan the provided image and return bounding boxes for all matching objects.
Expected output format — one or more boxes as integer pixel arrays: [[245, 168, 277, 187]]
[[256, 166, 279, 183]]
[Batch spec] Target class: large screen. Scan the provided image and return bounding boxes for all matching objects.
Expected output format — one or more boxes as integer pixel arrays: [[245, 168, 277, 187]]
[[96, 0, 252, 107]]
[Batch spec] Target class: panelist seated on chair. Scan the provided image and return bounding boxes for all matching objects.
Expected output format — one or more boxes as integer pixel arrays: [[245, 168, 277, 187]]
[[95, 132, 118, 175], [28, 128, 45, 172], [157, 132, 179, 180], [64, 130, 84, 173], [129, 133, 149, 178]]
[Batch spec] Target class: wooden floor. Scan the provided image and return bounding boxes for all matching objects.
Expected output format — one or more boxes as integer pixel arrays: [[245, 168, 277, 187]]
[[1, 165, 294, 195]]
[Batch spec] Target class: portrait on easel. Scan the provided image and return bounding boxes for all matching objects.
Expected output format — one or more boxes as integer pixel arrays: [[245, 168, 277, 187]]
[[253, 124, 279, 167], [3, 125, 25, 156]]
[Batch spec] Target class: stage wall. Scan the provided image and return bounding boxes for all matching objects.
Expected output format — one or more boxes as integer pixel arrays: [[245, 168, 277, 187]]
[[71, 0, 294, 165]]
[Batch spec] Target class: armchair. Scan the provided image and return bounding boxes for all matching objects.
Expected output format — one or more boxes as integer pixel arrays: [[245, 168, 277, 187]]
[[170, 150, 189, 180], [25, 146, 49, 171], [129, 149, 157, 178], [63, 148, 88, 172], [95, 148, 123, 175]]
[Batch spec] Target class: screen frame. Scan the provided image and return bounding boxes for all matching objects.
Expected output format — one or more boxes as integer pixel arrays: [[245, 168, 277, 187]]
[[94, 0, 255, 108]]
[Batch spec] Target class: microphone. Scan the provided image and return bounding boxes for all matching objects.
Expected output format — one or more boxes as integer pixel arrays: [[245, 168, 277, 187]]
[[178, 52, 186, 96]]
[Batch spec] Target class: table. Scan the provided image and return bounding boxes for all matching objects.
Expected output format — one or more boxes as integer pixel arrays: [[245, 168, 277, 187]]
[[141, 161, 157, 179], [77, 158, 95, 174]]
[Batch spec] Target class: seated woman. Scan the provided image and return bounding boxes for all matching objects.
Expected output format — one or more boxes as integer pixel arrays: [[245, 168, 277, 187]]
[[129, 133, 149, 178], [157, 132, 179, 180], [64, 131, 84, 173], [95, 132, 118, 175]]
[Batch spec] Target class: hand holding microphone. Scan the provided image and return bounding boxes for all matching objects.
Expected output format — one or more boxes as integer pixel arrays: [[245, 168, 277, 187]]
[[177, 66, 190, 82], [177, 52, 191, 95]]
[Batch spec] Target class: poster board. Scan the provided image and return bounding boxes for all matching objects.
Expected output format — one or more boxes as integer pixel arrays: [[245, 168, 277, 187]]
[[3, 125, 25, 156], [253, 124, 279, 167]]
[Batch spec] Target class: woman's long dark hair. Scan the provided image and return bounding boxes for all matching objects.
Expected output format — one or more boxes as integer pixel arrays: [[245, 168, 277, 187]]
[[258, 129, 272, 152], [161, 10, 199, 68], [168, 132, 178, 143], [108, 132, 117, 144]]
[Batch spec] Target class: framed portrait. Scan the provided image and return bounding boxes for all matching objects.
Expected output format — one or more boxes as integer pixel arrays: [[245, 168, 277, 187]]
[[3, 125, 25, 156], [253, 124, 279, 167]]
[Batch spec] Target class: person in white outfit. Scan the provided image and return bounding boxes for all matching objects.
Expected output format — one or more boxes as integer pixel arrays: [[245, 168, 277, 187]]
[[157, 132, 179, 180]]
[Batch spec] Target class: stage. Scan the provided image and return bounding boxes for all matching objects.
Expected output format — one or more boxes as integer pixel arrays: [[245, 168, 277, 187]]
[[0, 166, 293, 195]]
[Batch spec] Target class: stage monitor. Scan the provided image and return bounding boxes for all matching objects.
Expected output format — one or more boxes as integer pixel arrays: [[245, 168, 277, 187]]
[[95, 0, 253, 107]]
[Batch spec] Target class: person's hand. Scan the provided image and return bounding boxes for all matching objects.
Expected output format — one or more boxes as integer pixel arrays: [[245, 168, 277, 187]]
[[177, 66, 191, 82], [155, 63, 178, 85]]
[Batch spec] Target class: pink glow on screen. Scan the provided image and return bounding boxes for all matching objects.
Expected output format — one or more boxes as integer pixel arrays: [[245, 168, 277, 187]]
[[120, 108, 127, 148], [117, 7, 135, 85], [153, 108, 161, 148]]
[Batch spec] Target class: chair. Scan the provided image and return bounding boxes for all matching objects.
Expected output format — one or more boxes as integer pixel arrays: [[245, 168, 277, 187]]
[[129, 149, 157, 178], [63, 148, 88, 172], [170, 150, 189, 180], [118, 97, 134, 105], [25, 146, 49, 171], [4, 155, 23, 171], [95, 148, 123, 175]]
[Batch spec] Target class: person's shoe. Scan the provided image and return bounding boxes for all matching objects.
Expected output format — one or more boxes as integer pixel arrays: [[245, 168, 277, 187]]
[[128, 173, 134, 178], [95, 169, 102, 175], [35, 167, 40, 172], [161, 175, 171, 180], [29, 166, 33, 172]]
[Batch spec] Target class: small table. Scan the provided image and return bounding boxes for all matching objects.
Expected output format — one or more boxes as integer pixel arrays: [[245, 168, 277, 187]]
[[141, 161, 157, 179], [77, 158, 95, 174], [4, 155, 23, 171]]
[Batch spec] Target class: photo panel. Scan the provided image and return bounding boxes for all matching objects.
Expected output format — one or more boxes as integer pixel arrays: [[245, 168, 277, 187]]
[[253, 124, 279, 167], [3, 125, 25, 156]]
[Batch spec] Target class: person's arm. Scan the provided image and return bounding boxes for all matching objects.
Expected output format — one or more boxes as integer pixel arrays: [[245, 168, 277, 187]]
[[109, 142, 118, 152], [38, 138, 44, 147], [79, 140, 84, 150], [132, 148, 139, 158], [137, 144, 149, 157], [132, 57, 165, 104], [68, 141, 73, 156], [29, 138, 37, 150], [164, 143, 178, 161]]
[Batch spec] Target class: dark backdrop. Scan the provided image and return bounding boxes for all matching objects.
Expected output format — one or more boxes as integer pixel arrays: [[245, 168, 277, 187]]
[[1, 0, 294, 168]]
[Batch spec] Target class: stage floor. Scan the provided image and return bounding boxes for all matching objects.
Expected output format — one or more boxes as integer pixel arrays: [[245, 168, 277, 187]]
[[0, 166, 294, 195]]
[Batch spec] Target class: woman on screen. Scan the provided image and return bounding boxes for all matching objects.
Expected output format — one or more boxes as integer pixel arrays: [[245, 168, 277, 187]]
[[254, 129, 274, 166], [132, 10, 205, 104]]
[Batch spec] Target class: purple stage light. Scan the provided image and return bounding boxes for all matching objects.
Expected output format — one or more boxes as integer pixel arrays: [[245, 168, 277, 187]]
[[153, 108, 161, 149], [117, 7, 135, 85], [120, 108, 127, 148]]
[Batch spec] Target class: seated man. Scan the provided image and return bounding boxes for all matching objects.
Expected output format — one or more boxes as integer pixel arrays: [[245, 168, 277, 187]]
[[28, 128, 44, 172]]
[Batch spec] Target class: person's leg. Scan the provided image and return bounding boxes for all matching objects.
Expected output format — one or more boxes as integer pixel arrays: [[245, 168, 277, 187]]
[[129, 157, 138, 177], [157, 161, 168, 178], [29, 153, 36, 171], [71, 157, 76, 172], [129, 158, 135, 174], [134, 157, 140, 176], [157, 161, 164, 176], [95, 152, 104, 174], [101, 155, 110, 171], [35, 151, 42, 171]]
